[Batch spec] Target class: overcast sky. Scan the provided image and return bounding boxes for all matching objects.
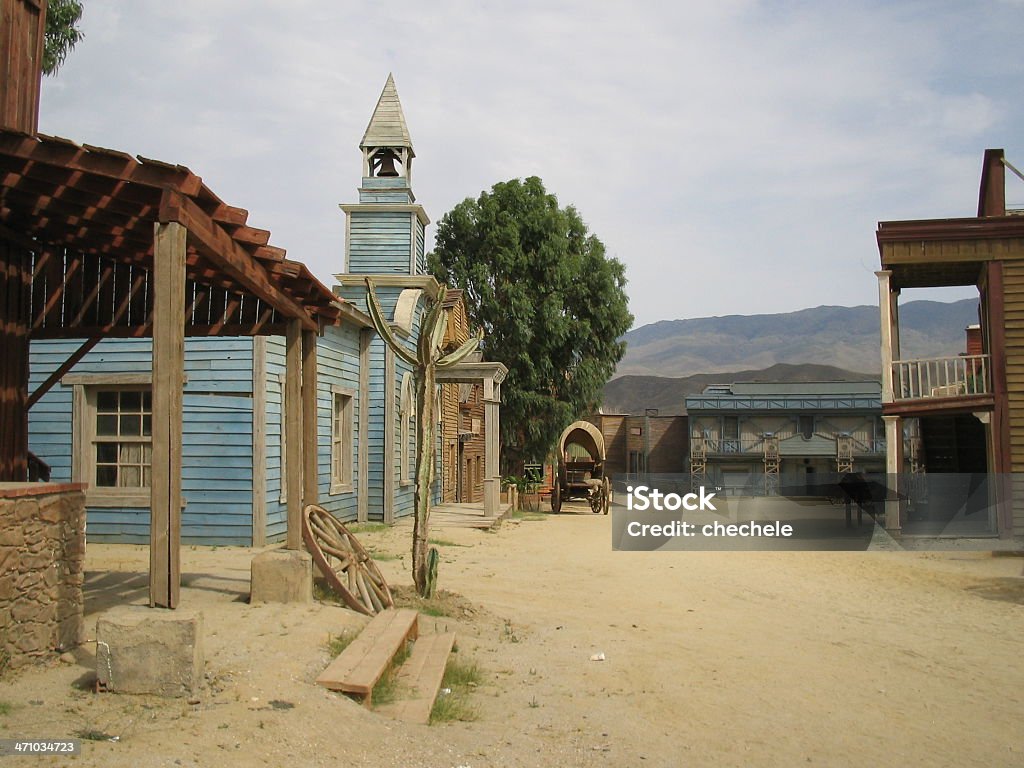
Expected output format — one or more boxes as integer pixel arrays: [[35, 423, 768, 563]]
[[38, 1, 1024, 329]]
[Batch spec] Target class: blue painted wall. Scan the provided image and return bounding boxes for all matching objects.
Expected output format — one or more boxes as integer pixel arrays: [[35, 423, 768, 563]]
[[28, 337, 256, 545]]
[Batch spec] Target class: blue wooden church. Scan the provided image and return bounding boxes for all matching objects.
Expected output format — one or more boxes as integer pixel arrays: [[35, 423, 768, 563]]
[[27, 75, 506, 545]]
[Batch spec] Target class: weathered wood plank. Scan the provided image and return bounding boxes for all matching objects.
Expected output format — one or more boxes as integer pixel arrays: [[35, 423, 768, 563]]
[[150, 221, 186, 608], [378, 632, 456, 724], [285, 318, 303, 550], [315, 608, 419, 704]]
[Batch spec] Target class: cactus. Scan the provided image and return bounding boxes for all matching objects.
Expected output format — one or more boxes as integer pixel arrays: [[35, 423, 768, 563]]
[[365, 278, 481, 596]]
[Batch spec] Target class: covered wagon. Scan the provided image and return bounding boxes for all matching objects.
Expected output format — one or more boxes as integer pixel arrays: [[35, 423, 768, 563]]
[[551, 421, 611, 514]]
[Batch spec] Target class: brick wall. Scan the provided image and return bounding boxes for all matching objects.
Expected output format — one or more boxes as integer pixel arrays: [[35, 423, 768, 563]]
[[0, 484, 85, 669]]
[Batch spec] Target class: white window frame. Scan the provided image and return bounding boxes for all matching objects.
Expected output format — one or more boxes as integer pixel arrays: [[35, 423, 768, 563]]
[[65, 373, 153, 508], [330, 385, 355, 495]]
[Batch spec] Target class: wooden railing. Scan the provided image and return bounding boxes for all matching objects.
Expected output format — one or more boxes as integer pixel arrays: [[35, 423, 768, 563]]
[[891, 354, 990, 401]]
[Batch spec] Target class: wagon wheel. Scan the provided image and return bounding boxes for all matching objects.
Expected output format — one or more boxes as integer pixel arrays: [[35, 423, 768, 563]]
[[302, 504, 393, 616], [551, 480, 562, 513], [589, 485, 603, 514], [602, 477, 611, 515]]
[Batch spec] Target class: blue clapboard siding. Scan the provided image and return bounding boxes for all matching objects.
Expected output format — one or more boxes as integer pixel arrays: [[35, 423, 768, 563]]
[[315, 325, 361, 523], [263, 336, 288, 542], [28, 337, 256, 545], [347, 212, 413, 275], [359, 178, 415, 205], [262, 325, 365, 538]]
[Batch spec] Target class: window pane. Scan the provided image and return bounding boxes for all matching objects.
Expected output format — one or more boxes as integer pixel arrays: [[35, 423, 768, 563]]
[[142, 391, 152, 410], [97, 391, 118, 411], [142, 415, 152, 436], [96, 465, 117, 486], [96, 414, 118, 436], [120, 414, 142, 436], [121, 443, 142, 464], [121, 391, 142, 411], [97, 442, 118, 463], [143, 466, 151, 487], [120, 465, 141, 488]]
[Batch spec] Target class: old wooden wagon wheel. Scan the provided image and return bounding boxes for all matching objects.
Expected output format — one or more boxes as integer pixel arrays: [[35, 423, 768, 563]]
[[589, 483, 603, 514], [302, 504, 393, 616], [602, 476, 611, 515]]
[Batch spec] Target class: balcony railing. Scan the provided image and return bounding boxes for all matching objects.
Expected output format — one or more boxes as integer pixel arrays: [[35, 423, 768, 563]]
[[891, 354, 990, 402], [691, 435, 883, 455]]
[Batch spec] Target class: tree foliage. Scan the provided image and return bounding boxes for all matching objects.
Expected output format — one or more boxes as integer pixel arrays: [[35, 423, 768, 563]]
[[43, 0, 84, 76], [429, 177, 633, 466]]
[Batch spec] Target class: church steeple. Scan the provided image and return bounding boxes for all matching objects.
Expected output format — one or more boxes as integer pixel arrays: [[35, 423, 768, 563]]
[[360, 74, 415, 183], [339, 74, 430, 277]]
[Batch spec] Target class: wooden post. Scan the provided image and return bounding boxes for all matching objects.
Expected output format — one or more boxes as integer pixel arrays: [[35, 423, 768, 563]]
[[285, 319, 303, 550], [985, 261, 1013, 536], [877, 271, 894, 404], [483, 379, 500, 517], [251, 336, 267, 547], [357, 328, 371, 522], [883, 415, 902, 535], [0, 239, 32, 481], [302, 329, 318, 513], [383, 345, 395, 524], [150, 221, 186, 608]]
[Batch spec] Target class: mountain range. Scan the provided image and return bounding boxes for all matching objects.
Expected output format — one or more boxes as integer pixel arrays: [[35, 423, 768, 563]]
[[603, 299, 978, 415]]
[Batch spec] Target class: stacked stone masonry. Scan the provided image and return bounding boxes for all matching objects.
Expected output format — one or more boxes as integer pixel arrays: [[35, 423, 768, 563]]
[[0, 484, 86, 669]]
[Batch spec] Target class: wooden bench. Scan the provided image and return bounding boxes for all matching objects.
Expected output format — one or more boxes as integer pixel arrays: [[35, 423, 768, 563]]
[[316, 608, 419, 706], [377, 632, 457, 724]]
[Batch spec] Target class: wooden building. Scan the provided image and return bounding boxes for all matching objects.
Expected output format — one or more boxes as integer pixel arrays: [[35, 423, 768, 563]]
[[876, 148, 1024, 538], [437, 289, 489, 504], [686, 382, 885, 496], [23, 73, 507, 544], [588, 413, 689, 477], [0, 0, 344, 606], [323, 75, 508, 519]]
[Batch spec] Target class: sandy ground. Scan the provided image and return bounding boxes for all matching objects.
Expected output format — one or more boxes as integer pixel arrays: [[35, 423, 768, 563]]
[[2, 502, 1024, 767]]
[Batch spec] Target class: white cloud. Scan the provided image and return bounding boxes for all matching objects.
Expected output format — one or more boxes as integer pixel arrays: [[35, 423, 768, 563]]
[[38, 0, 1023, 327]]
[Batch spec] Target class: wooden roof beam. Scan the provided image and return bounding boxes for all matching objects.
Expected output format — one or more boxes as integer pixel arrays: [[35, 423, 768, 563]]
[[0, 133, 203, 196], [159, 190, 319, 330]]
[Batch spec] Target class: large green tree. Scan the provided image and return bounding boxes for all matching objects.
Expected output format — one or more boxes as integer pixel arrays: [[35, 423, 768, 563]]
[[43, 0, 84, 76], [429, 176, 633, 467]]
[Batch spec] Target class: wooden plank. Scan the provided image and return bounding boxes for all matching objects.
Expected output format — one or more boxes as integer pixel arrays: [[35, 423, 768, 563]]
[[357, 328, 371, 522], [252, 336, 267, 547], [285, 318, 303, 550], [383, 345, 395, 524], [302, 329, 319, 512], [379, 632, 456, 724], [315, 608, 419, 703], [150, 221, 186, 608]]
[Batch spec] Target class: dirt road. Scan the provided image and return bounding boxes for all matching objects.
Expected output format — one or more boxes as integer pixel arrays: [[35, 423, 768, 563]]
[[1, 506, 1022, 767]]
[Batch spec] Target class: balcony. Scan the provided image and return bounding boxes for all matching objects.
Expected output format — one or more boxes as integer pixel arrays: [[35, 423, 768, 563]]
[[891, 354, 990, 403]]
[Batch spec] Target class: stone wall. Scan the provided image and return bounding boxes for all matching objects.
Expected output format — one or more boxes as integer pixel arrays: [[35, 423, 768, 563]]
[[0, 484, 86, 670]]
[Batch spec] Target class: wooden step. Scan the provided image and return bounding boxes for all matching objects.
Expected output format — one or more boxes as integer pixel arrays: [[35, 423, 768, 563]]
[[377, 632, 456, 724], [316, 608, 419, 706]]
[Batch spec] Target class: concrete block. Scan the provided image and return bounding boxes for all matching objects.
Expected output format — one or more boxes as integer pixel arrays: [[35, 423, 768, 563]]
[[96, 607, 204, 697], [250, 549, 313, 604]]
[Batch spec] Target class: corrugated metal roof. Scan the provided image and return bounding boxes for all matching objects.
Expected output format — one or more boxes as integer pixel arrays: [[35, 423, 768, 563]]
[[360, 73, 414, 155]]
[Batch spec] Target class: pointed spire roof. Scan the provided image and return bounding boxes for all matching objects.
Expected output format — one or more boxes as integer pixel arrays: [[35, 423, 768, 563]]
[[360, 74, 414, 156]]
